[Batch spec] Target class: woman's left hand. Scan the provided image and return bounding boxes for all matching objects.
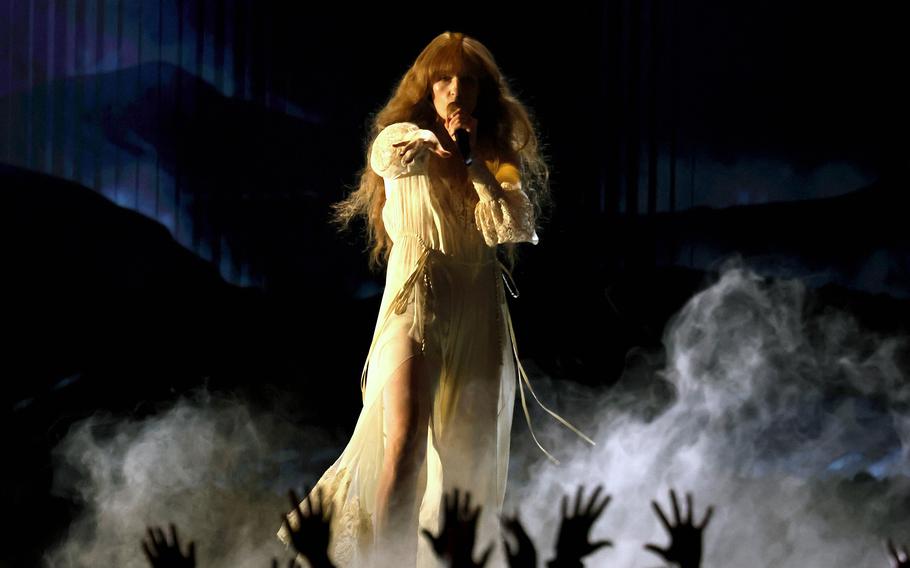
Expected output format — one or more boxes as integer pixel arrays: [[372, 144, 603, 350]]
[[444, 109, 478, 157]]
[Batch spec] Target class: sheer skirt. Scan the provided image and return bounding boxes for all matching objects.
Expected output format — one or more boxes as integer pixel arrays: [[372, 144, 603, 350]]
[[279, 239, 515, 568]]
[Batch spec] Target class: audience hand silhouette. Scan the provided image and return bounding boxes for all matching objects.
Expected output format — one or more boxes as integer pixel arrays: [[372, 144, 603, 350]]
[[644, 489, 713, 568], [500, 509, 537, 568], [421, 487, 494, 568], [281, 486, 336, 568], [887, 538, 910, 568], [547, 484, 613, 568], [141, 523, 196, 568]]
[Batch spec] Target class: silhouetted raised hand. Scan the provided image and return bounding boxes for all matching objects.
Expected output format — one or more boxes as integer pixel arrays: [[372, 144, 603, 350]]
[[281, 486, 336, 568], [421, 487, 494, 568], [547, 484, 613, 568], [644, 489, 713, 568], [887, 538, 910, 568], [141, 523, 196, 568], [500, 509, 537, 568]]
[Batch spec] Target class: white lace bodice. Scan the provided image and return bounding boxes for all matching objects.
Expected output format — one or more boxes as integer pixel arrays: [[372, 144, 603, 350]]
[[369, 121, 540, 248]]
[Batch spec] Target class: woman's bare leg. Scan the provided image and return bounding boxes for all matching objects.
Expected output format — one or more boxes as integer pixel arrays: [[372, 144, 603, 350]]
[[374, 347, 432, 565]]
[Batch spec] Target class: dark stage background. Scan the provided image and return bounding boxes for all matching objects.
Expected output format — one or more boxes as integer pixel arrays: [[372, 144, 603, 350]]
[[2, 1, 908, 567]]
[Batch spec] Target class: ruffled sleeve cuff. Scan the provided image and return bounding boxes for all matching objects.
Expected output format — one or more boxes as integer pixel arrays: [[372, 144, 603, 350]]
[[473, 181, 540, 246], [369, 122, 435, 180]]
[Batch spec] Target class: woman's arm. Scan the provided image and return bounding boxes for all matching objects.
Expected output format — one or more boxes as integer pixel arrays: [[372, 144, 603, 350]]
[[470, 157, 539, 246], [370, 122, 439, 180]]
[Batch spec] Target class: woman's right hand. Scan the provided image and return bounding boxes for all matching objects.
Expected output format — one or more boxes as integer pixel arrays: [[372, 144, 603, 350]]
[[392, 130, 452, 165]]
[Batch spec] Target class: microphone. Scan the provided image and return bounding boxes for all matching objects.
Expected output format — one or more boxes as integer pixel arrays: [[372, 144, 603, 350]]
[[446, 102, 473, 166]]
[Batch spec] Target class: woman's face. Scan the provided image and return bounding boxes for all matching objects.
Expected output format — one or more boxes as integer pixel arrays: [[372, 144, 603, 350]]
[[431, 72, 479, 123]]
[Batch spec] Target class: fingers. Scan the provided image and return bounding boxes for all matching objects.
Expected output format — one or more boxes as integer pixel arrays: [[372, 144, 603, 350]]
[[651, 500, 672, 533], [398, 140, 422, 164], [444, 111, 476, 143], [304, 486, 316, 517], [502, 535, 515, 557], [445, 111, 462, 130], [445, 109, 474, 130], [510, 511, 529, 538], [155, 526, 167, 548], [395, 140, 415, 159], [146, 527, 158, 549], [698, 505, 714, 531], [417, 130, 452, 158], [312, 486, 324, 518], [142, 540, 155, 562], [574, 484, 584, 516], [316, 486, 332, 521], [420, 527, 437, 546], [561, 493, 568, 519], [594, 494, 612, 519], [454, 489, 481, 524], [685, 492, 694, 525], [586, 485, 603, 514], [169, 523, 180, 549], [471, 504, 483, 523], [643, 542, 669, 559], [289, 489, 303, 518], [499, 511, 517, 534], [669, 489, 682, 525], [478, 542, 495, 566], [887, 538, 898, 561], [144, 524, 195, 559], [396, 137, 452, 161], [280, 513, 293, 535], [589, 486, 611, 520], [461, 489, 472, 514], [290, 484, 331, 522]]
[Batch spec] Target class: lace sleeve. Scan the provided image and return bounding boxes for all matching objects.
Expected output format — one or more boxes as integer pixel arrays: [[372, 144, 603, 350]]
[[369, 122, 435, 179], [473, 180, 540, 247]]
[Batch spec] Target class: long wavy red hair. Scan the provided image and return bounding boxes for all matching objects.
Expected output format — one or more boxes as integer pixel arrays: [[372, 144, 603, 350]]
[[330, 31, 551, 273]]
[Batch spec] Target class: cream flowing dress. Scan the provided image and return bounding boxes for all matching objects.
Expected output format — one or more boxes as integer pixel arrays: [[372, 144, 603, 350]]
[[279, 122, 594, 567]]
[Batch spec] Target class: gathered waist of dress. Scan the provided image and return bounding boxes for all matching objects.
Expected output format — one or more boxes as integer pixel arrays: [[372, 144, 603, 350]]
[[395, 232, 497, 266]]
